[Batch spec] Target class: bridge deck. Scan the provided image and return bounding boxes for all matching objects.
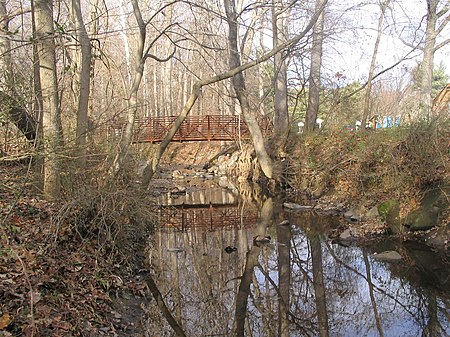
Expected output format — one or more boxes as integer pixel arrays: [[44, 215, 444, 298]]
[[107, 115, 271, 143]]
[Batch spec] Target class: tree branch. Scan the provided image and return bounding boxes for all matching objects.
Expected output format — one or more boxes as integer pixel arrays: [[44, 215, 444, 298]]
[[434, 37, 450, 51], [435, 12, 450, 36], [143, 0, 329, 185]]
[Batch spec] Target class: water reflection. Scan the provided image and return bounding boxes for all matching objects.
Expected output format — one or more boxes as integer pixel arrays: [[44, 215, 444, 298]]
[[146, 192, 449, 337]]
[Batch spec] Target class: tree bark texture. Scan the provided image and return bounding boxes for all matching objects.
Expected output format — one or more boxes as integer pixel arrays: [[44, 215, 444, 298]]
[[224, 0, 273, 180], [71, 0, 92, 167], [305, 2, 325, 132], [35, 0, 63, 200], [31, 0, 45, 191], [272, 0, 289, 139], [420, 0, 439, 120]]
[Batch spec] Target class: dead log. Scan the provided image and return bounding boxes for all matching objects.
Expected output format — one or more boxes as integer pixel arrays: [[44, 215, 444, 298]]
[[0, 91, 37, 141]]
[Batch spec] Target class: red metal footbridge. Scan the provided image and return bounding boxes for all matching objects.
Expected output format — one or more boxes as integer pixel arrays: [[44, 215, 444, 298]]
[[107, 115, 272, 143]]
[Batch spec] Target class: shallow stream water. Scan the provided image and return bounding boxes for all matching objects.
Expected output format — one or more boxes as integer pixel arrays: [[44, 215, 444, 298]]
[[145, 182, 449, 337]]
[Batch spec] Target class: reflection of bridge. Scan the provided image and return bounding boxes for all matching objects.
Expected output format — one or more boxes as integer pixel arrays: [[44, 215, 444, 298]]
[[155, 187, 259, 231], [157, 204, 258, 231], [108, 115, 272, 143]]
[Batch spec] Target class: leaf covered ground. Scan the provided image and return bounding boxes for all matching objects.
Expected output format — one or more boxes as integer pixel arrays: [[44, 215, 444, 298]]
[[1, 165, 149, 337]]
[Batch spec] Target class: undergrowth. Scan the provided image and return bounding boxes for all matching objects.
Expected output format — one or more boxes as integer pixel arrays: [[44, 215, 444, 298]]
[[287, 119, 449, 209], [0, 159, 157, 336], [54, 181, 156, 261]]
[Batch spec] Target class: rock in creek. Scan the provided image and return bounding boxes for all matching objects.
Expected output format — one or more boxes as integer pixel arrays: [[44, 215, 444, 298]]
[[405, 206, 442, 231], [283, 202, 313, 211], [335, 228, 361, 246], [372, 250, 402, 262], [344, 205, 366, 222]]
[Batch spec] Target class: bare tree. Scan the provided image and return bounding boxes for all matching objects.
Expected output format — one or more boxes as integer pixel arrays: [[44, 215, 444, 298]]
[[110, 0, 175, 177], [305, 0, 326, 132], [418, 0, 449, 119], [0, 1, 37, 142], [141, 0, 328, 185], [34, 0, 63, 200], [71, 0, 92, 167], [224, 0, 274, 180], [272, 0, 290, 148], [361, 0, 390, 130], [0, 0, 12, 90]]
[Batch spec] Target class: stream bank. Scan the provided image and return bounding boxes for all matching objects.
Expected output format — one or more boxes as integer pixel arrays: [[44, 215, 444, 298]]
[[1, 122, 448, 335], [154, 136, 449, 253]]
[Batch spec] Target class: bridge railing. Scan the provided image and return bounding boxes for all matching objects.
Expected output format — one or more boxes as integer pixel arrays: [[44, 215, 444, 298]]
[[105, 115, 272, 143]]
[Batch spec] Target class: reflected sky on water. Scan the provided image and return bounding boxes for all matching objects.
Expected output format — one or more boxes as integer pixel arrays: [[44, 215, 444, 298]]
[[146, 189, 449, 337]]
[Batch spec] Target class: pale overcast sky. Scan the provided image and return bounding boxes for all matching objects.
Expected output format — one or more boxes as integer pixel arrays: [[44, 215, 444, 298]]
[[321, 0, 450, 83]]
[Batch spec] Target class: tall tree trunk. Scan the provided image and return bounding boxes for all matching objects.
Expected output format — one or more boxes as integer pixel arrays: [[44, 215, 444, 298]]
[[35, 0, 63, 200], [258, 12, 266, 117], [224, 0, 273, 180], [110, 0, 146, 176], [361, 0, 389, 130], [31, 0, 44, 191], [305, 1, 325, 132], [272, 0, 289, 141], [71, 0, 92, 167], [420, 0, 439, 120], [0, 0, 12, 90], [119, 0, 132, 85]]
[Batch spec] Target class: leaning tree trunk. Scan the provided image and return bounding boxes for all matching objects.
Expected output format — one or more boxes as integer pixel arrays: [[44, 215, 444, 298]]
[[224, 0, 273, 180], [0, 91, 37, 141]]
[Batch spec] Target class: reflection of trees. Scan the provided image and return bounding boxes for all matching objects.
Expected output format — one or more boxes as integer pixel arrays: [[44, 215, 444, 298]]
[[234, 245, 262, 336], [362, 249, 384, 337], [324, 241, 419, 318], [277, 221, 291, 337], [301, 213, 330, 337], [144, 273, 187, 336], [422, 292, 440, 337], [310, 234, 330, 337], [147, 198, 449, 336], [234, 197, 272, 336]]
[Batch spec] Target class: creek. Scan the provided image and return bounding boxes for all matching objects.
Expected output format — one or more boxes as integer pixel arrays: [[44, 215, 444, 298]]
[[143, 176, 449, 337]]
